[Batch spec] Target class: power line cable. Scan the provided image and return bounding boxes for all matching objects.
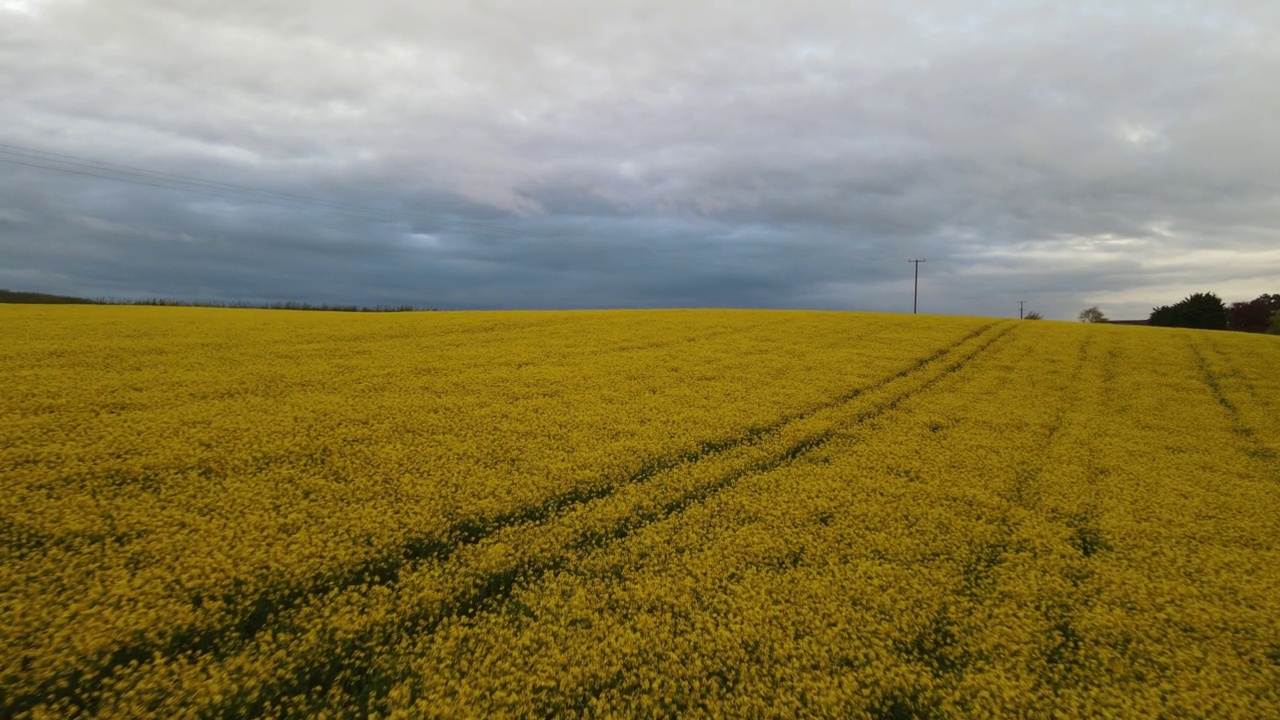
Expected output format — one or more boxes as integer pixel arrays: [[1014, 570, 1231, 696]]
[[0, 146, 446, 225], [0, 143, 408, 216], [0, 155, 415, 223], [0, 144, 378, 210]]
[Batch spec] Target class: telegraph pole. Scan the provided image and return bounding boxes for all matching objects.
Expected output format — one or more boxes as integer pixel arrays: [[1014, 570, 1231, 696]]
[[908, 259, 926, 314], [1018, 300, 1026, 320]]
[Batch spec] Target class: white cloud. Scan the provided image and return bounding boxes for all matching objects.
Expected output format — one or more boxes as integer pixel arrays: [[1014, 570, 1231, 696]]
[[1113, 121, 1166, 149], [1, 0, 49, 17]]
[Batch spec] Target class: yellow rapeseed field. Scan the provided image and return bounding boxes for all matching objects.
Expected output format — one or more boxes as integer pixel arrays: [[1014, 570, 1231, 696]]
[[2, 305, 1278, 718]]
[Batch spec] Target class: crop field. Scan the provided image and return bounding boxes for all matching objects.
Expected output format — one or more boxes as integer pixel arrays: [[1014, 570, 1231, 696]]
[[2, 306, 1279, 719]]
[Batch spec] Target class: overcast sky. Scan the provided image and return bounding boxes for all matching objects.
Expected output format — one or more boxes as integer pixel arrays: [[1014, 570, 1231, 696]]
[[2, 0, 1278, 318]]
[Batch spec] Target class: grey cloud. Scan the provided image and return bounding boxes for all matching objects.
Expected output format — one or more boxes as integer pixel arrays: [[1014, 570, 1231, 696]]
[[3, 0, 1279, 318]]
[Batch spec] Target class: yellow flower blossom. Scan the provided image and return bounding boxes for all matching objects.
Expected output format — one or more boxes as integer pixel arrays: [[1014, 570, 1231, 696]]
[[1, 306, 1277, 718]]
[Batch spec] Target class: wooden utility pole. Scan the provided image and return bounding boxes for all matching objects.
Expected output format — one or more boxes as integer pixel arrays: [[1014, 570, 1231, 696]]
[[1019, 300, 1026, 319], [909, 259, 926, 314]]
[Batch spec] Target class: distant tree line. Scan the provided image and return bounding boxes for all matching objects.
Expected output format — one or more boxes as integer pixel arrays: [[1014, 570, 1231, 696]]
[[0, 289, 104, 304], [0, 288, 431, 312], [127, 298, 426, 312], [1068, 295, 1279, 334], [1148, 292, 1279, 333]]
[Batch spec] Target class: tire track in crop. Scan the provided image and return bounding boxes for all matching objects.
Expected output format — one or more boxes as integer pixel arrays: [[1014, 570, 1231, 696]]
[[1024, 332, 1122, 693], [1004, 333, 1094, 511], [205, 323, 1021, 719], [1191, 336, 1280, 464], [543, 324, 1055, 719], [1187, 337, 1279, 467], [9, 324, 1012, 719], [801, 328, 1107, 710], [887, 329, 1118, 712], [890, 330, 1103, 700]]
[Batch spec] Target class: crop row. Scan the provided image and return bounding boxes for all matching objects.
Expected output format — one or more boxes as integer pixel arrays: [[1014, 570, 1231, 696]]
[[3, 308, 1278, 718], [376, 324, 1280, 719], [2, 307, 988, 716]]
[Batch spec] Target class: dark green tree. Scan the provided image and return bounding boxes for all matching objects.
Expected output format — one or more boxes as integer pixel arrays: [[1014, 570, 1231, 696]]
[[1228, 297, 1276, 332], [1149, 304, 1178, 327], [1179, 292, 1228, 329], [1148, 293, 1228, 329]]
